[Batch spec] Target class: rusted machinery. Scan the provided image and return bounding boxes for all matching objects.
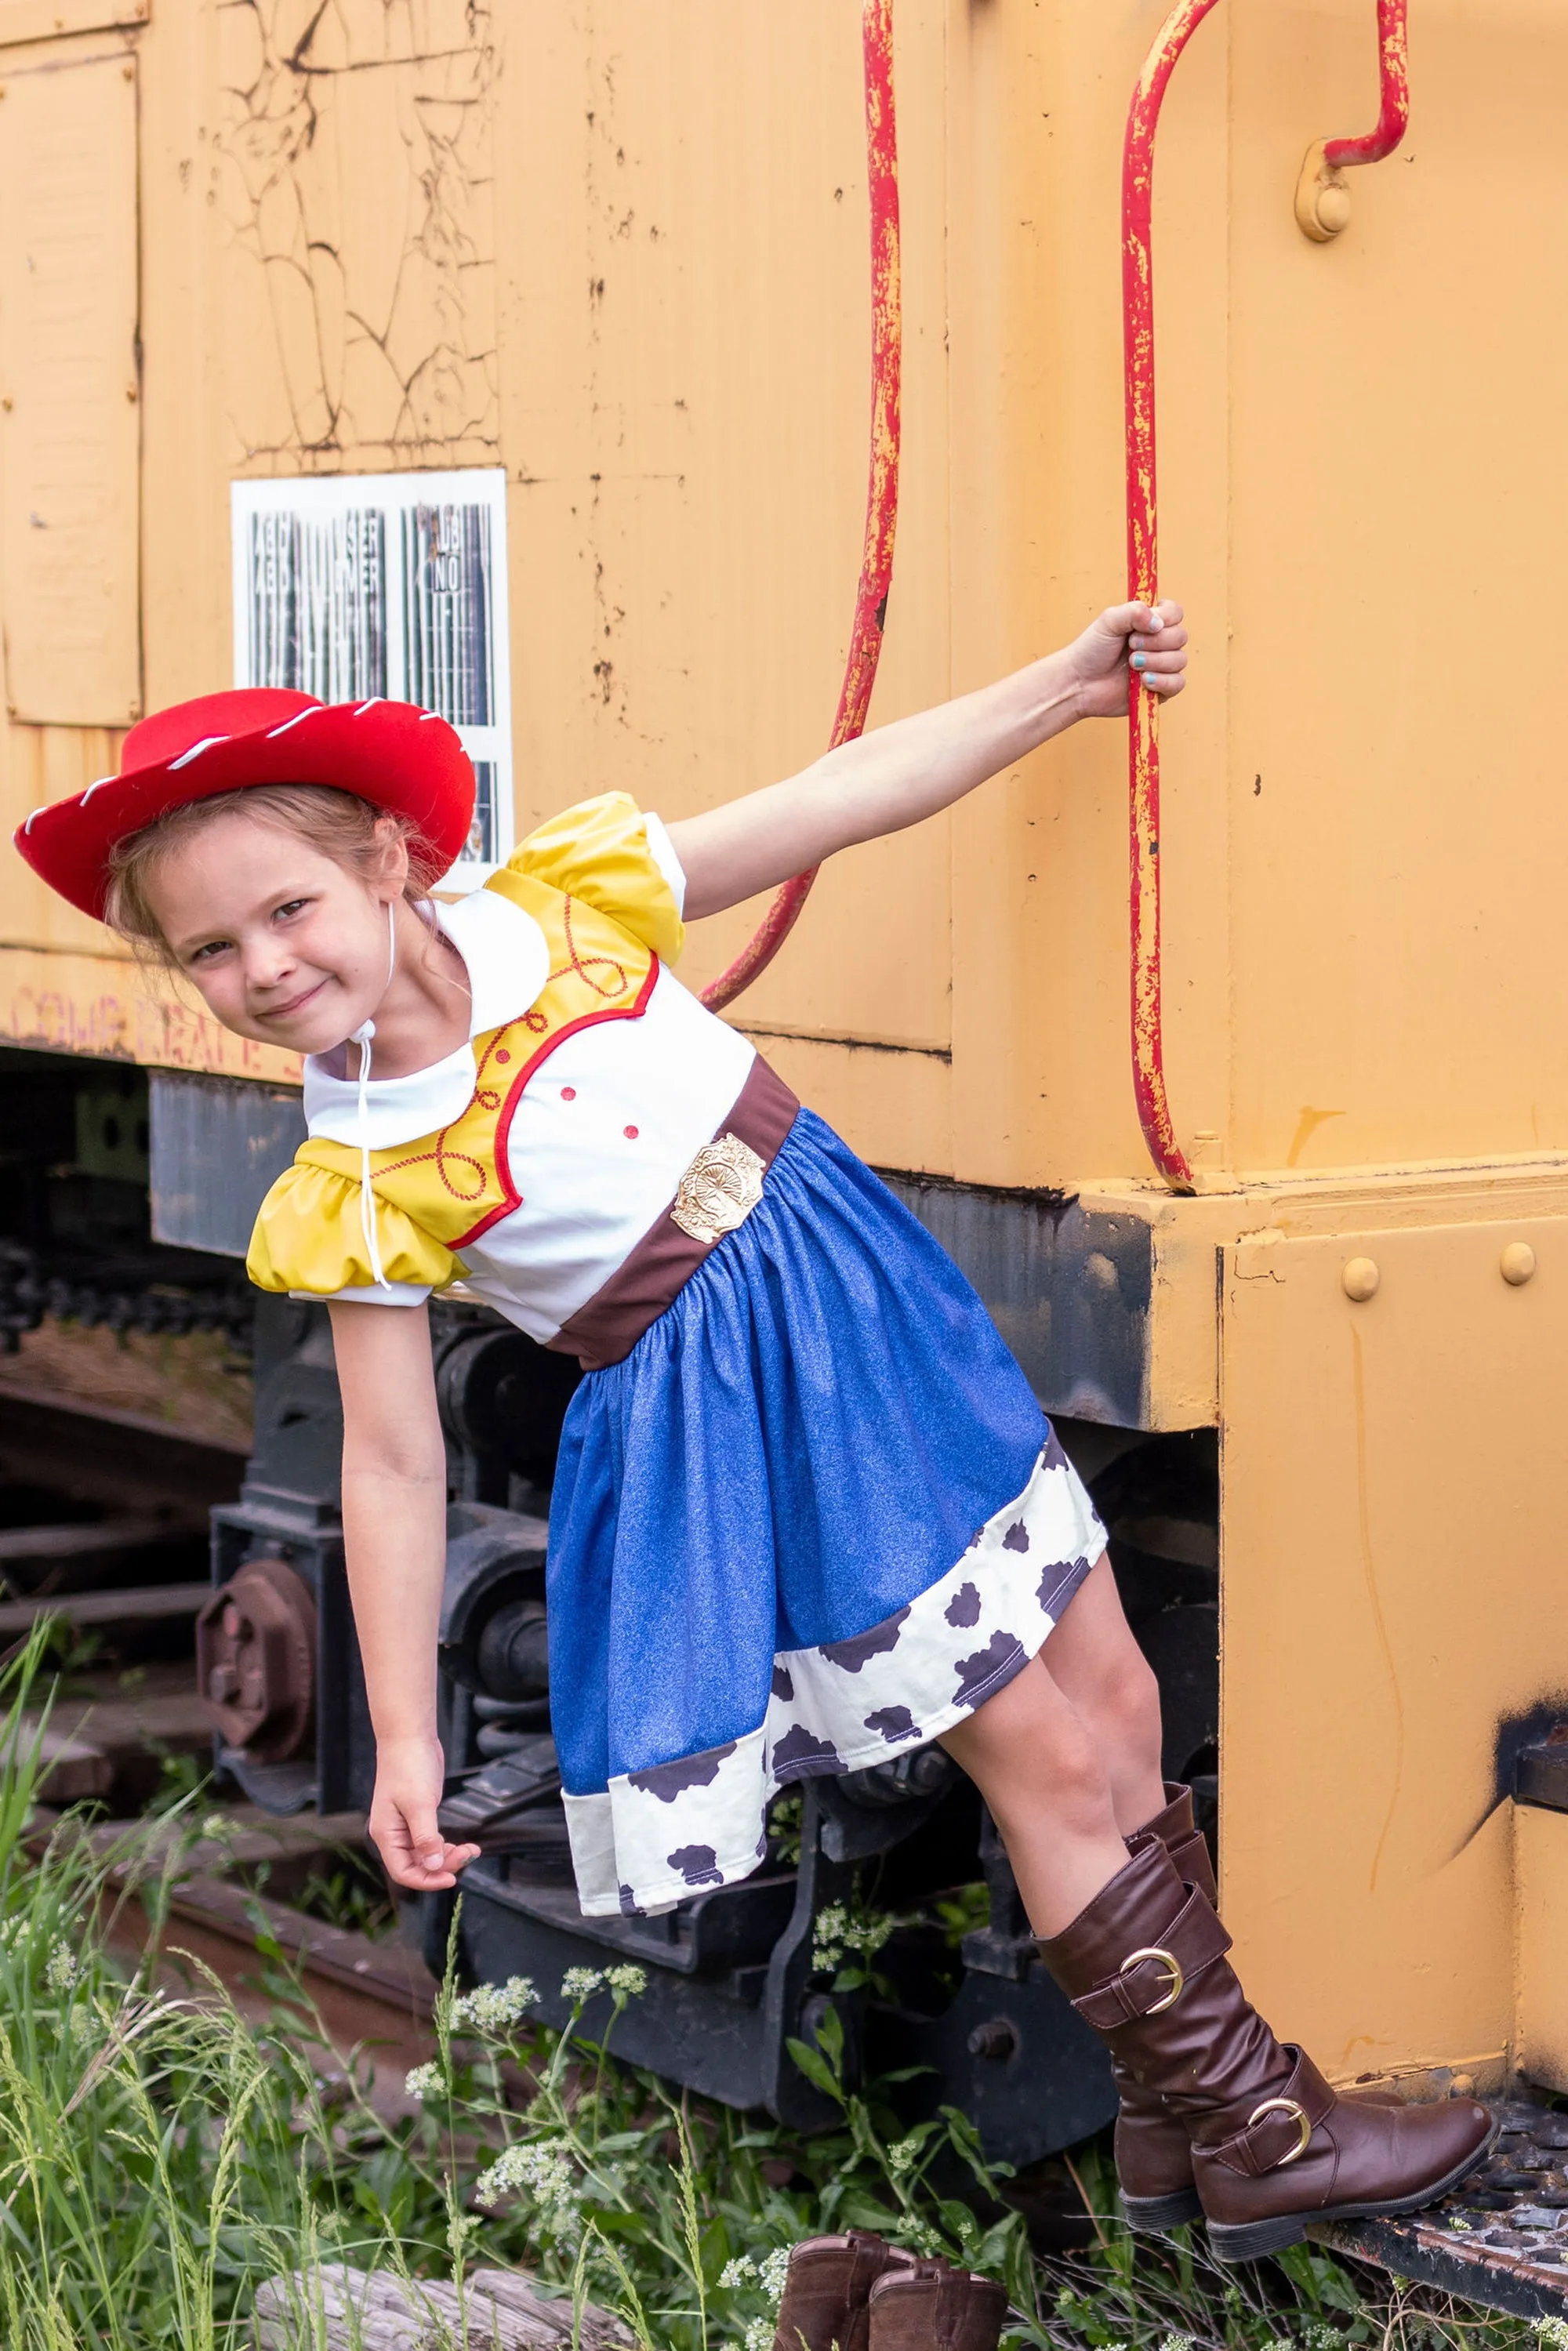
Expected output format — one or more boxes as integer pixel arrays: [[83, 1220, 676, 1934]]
[[0, 0, 1566, 2309]]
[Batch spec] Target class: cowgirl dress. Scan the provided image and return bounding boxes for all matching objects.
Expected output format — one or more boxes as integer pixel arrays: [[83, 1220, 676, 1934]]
[[249, 794, 1107, 1917]]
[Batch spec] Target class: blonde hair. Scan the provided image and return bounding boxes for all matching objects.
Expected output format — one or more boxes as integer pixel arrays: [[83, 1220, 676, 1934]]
[[103, 783, 448, 965]]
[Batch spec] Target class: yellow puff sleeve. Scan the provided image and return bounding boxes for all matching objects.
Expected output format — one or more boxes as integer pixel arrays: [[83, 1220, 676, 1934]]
[[511, 792, 685, 963], [247, 1158, 461, 1301]]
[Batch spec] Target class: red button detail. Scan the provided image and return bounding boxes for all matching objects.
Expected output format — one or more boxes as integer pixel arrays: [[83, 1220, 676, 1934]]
[[495, 1048, 510, 1065], [624, 1124, 639, 1140], [561, 1086, 576, 1101]]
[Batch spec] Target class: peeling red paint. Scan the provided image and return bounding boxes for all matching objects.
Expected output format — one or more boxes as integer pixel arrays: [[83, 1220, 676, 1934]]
[[702, 0, 901, 1014], [1122, 0, 1221, 1192], [1324, 0, 1410, 172]]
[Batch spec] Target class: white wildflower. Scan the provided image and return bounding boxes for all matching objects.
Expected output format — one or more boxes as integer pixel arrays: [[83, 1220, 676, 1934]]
[[474, 2138, 579, 2216], [811, 1901, 898, 1972], [1159, 2336, 1198, 2351], [887, 2135, 922, 2176], [604, 1964, 647, 1998], [45, 1943, 78, 1994], [720, 2246, 790, 2312], [1537, 2325, 1568, 2351], [742, 2323, 773, 2351], [811, 1904, 848, 1970], [403, 2062, 444, 2103], [450, 1975, 539, 2035], [759, 2248, 791, 2303], [561, 1966, 604, 2003]]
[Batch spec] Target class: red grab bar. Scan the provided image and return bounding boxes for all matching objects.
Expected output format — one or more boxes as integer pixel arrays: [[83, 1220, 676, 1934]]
[[1122, 0, 1223, 1192], [1123, 0, 1407, 1188], [702, 0, 902, 1012], [1326, 0, 1410, 167], [1299, 0, 1410, 238]]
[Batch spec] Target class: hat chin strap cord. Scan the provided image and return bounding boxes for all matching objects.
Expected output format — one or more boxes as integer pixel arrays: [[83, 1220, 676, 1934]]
[[348, 900, 399, 1293]]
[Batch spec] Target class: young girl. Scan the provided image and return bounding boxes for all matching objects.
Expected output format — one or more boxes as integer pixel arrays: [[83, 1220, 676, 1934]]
[[16, 600, 1490, 2272]]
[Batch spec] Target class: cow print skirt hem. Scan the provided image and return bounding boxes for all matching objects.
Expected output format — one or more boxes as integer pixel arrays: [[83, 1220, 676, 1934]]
[[562, 1435, 1105, 1918]]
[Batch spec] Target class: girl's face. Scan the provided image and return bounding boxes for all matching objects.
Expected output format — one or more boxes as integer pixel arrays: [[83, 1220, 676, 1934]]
[[142, 807, 407, 1056]]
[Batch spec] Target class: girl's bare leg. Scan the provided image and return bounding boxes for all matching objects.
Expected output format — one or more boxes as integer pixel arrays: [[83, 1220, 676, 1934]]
[[938, 1552, 1167, 1936], [1036, 1554, 1167, 1836]]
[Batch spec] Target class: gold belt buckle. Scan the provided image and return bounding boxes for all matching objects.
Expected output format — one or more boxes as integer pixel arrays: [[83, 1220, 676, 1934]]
[[1247, 2095, 1312, 2166], [670, 1131, 766, 1245], [1119, 1944, 1184, 2014]]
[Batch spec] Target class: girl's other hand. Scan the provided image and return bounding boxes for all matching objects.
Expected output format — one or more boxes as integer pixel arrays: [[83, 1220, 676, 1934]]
[[1069, 599, 1188, 720], [368, 1732, 481, 1891]]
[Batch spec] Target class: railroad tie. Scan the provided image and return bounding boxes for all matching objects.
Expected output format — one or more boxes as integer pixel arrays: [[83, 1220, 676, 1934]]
[[251, 2262, 633, 2350]]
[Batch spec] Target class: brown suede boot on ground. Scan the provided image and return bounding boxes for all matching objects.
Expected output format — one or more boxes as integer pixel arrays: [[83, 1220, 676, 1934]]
[[1037, 1838, 1495, 2262], [1113, 1785, 1403, 2233], [771, 2233, 916, 2351], [867, 2264, 1008, 2351]]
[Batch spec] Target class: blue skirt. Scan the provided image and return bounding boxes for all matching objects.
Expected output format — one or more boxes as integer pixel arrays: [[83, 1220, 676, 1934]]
[[547, 1108, 1105, 1915]]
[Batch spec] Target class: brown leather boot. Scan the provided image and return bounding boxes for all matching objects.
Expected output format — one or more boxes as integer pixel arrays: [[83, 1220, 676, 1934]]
[[1113, 1783, 1218, 2229], [867, 2264, 1008, 2351], [1037, 1838, 1496, 2262], [771, 2234, 916, 2351], [1114, 1786, 1404, 2232]]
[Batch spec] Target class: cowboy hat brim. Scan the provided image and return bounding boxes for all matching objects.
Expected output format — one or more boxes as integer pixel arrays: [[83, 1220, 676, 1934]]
[[13, 694, 477, 921]]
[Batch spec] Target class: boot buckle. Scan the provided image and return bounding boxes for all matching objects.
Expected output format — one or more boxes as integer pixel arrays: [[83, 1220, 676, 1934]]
[[1247, 2095, 1312, 2166], [1120, 1946, 1184, 2013]]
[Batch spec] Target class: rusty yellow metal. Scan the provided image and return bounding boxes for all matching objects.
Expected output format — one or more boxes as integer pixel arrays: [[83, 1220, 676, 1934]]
[[1514, 1805, 1568, 2096], [1221, 1210, 1568, 2089], [0, 49, 140, 727]]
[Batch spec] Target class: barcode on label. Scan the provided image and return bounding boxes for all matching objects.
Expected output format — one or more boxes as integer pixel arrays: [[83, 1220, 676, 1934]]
[[233, 469, 513, 872]]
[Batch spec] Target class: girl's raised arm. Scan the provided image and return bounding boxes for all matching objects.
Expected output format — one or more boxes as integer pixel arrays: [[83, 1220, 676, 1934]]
[[666, 599, 1186, 923], [328, 1299, 481, 1891]]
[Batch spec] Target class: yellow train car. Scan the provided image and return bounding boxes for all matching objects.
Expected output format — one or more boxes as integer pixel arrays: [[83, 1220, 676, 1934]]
[[1, 0, 1566, 2287]]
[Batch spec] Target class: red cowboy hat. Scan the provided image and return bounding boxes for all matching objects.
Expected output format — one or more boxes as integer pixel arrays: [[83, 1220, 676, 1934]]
[[12, 688, 477, 920]]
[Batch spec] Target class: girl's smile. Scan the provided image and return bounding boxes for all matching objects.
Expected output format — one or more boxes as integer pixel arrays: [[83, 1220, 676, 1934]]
[[142, 806, 471, 1074]]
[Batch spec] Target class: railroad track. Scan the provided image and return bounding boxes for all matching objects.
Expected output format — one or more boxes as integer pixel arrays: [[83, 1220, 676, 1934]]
[[0, 1387, 439, 2107], [34, 1803, 440, 2116]]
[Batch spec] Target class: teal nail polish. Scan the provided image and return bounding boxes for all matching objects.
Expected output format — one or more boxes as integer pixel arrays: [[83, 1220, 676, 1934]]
[[1131, 652, 1147, 670]]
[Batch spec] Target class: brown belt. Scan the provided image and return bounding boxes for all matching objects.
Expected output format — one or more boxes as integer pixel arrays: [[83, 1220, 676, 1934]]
[[549, 1055, 800, 1372]]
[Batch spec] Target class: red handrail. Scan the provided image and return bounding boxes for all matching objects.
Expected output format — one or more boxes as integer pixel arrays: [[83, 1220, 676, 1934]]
[[702, 0, 902, 1013], [1325, 0, 1410, 170], [1122, 0, 1223, 1192], [1123, 0, 1409, 1189], [1298, 0, 1410, 238]]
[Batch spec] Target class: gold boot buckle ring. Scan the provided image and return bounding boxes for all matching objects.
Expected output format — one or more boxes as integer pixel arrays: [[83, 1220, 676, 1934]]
[[1118, 1945, 1184, 2015], [1247, 2096, 1312, 2168]]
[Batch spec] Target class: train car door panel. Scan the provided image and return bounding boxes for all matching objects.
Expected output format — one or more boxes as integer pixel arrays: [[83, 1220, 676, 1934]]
[[1220, 1212, 1568, 2092], [0, 49, 140, 728]]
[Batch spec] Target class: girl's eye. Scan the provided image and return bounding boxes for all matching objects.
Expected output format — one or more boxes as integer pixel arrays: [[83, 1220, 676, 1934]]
[[188, 940, 230, 966], [274, 898, 309, 922]]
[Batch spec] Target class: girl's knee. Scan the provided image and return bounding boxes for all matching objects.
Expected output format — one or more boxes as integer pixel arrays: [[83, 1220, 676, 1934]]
[[946, 1674, 1117, 1833], [1070, 1639, 1163, 1778]]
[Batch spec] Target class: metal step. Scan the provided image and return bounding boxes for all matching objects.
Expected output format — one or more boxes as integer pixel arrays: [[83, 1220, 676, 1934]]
[[1312, 2102, 1568, 2320]]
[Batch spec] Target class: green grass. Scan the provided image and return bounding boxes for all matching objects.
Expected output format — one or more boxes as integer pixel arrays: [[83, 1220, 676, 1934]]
[[0, 1628, 1545, 2349]]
